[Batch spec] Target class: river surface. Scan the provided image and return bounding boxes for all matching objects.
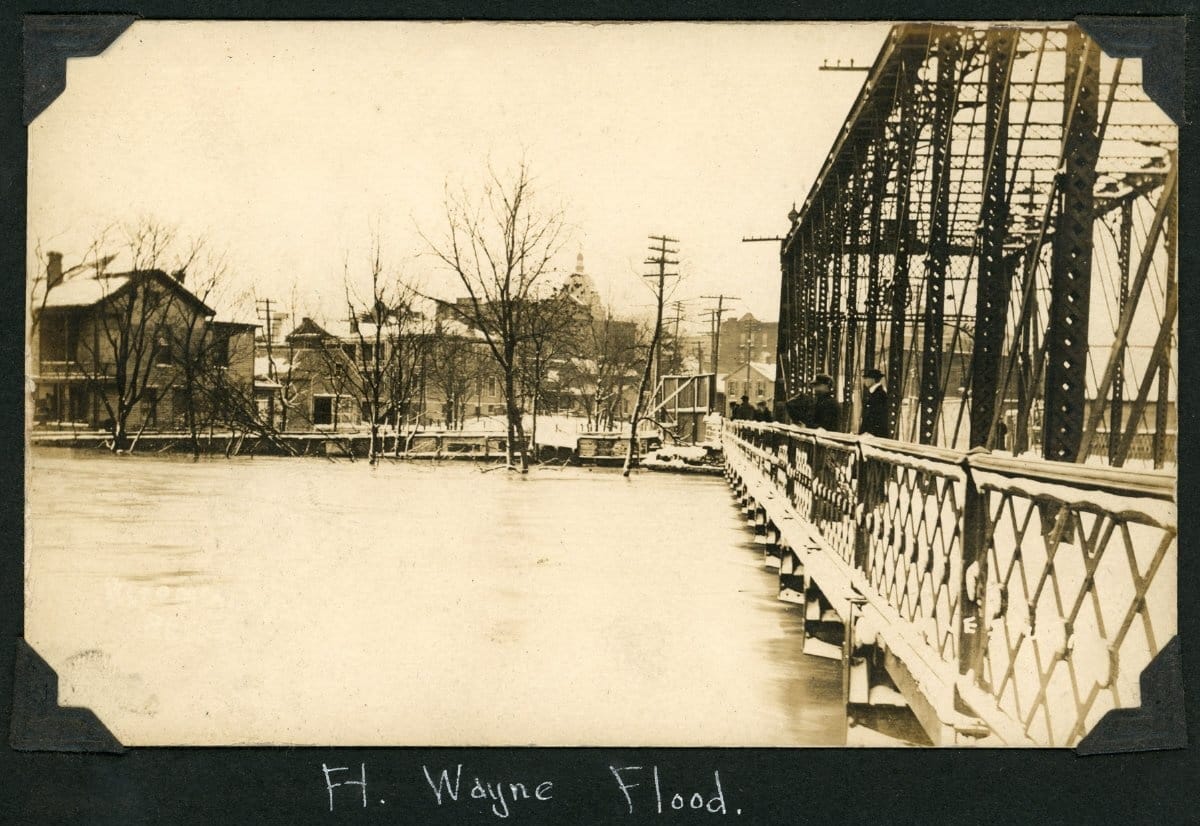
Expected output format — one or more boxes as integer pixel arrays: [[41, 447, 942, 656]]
[[26, 449, 844, 746]]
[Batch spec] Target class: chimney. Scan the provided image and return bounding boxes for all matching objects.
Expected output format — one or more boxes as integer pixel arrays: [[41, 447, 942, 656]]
[[46, 252, 63, 289], [172, 268, 186, 283]]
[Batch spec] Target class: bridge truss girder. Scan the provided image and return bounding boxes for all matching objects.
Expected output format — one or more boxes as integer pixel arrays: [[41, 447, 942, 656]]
[[777, 22, 1178, 465]]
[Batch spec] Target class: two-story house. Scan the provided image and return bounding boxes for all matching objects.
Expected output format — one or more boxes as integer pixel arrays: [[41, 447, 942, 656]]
[[31, 251, 256, 441]]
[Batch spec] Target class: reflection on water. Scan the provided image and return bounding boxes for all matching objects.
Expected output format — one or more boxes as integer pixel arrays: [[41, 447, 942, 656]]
[[26, 449, 846, 746]]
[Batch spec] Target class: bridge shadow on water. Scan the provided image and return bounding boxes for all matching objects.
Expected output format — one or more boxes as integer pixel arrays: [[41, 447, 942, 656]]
[[722, 494, 932, 747], [721, 497, 848, 746]]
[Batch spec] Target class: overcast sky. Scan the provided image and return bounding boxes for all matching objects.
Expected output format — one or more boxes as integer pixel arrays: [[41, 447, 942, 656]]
[[29, 20, 891, 333]]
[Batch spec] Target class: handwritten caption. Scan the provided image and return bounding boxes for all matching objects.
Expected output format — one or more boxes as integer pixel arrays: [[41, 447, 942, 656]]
[[321, 762, 741, 818]]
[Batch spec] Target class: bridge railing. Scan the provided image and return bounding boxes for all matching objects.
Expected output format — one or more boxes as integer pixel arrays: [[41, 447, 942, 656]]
[[723, 420, 1177, 746]]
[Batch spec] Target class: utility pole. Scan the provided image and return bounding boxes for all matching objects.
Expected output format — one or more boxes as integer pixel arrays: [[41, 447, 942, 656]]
[[665, 299, 688, 377], [256, 298, 275, 380], [701, 294, 739, 410], [625, 234, 678, 477]]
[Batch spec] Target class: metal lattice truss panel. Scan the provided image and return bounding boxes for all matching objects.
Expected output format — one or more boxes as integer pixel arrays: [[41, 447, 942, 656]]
[[777, 23, 1177, 468]]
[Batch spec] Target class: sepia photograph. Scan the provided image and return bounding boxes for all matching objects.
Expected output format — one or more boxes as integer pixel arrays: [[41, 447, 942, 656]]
[[22, 18, 1180, 752]]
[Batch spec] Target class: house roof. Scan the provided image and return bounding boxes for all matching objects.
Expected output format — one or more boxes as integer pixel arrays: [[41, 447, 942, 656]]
[[43, 274, 132, 308], [723, 361, 776, 384], [286, 317, 334, 340], [43, 268, 216, 316], [211, 319, 259, 331]]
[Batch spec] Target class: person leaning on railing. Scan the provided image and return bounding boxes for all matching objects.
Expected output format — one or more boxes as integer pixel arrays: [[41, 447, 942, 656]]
[[730, 394, 755, 420], [856, 368, 889, 529], [752, 400, 774, 422], [808, 375, 840, 431], [858, 368, 889, 438], [783, 375, 840, 430]]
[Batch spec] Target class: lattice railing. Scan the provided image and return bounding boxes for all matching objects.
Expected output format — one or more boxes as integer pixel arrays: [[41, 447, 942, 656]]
[[859, 442, 967, 664], [966, 454, 1177, 745], [723, 420, 1176, 746]]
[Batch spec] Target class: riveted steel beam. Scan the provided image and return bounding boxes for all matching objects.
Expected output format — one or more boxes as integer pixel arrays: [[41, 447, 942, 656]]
[[885, 57, 921, 439], [1043, 27, 1100, 462], [1108, 199, 1132, 463], [864, 143, 888, 374], [969, 28, 1015, 448], [918, 31, 960, 444]]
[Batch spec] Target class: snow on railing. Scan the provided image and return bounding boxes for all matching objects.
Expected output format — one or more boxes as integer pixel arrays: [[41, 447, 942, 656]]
[[722, 419, 1177, 747]]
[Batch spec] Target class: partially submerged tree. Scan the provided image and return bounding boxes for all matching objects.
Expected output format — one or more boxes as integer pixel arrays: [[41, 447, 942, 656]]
[[65, 222, 210, 451], [517, 287, 584, 457], [162, 241, 238, 458], [426, 317, 488, 432], [251, 283, 302, 433], [329, 241, 426, 464], [422, 161, 569, 473], [565, 309, 645, 431]]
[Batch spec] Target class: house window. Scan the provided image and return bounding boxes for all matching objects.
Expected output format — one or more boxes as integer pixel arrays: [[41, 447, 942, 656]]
[[313, 395, 334, 426], [212, 334, 230, 367], [68, 386, 87, 422], [342, 343, 356, 362], [488, 377, 497, 396], [65, 315, 80, 361], [756, 382, 765, 397], [40, 314, 80, 362], [143, 388, 159, 427], [154, 336, 173, 366], [361, 343, 375, 363]]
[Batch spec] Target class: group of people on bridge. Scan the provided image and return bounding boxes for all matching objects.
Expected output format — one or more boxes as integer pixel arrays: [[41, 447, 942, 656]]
[[729, 368, 890, 438]]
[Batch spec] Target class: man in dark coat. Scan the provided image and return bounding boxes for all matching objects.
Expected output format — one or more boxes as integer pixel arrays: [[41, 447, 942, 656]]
[[729, 394, 753, 420], [808, 374, 840, 431], [753, 400, 774, 422], [858, 367, 890, 438], [783, 391, 810, 425]]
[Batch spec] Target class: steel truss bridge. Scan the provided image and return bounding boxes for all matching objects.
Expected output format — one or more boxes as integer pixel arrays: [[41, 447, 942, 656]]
[[731, 22, 1178, 746], [775, 22, 1176, 467]]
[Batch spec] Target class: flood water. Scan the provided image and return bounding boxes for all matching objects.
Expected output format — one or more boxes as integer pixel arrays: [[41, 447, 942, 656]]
[[26, 449, 844, 746]]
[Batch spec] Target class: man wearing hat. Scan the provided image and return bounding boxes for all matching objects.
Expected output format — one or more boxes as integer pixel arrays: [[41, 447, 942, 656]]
[[808, 373, 841, 431], [731, 394, 754, 420], [859, 367, 889, 438]]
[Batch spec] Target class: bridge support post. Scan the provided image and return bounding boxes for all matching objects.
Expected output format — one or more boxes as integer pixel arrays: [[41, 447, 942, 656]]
[[1044, 27, 1100, 462], [970, 29, 1014, 448], [778, 544, 805, 604], [864, 142, 888, 375], [885, 56, 920, 440], [842, 163, 865, 413], [1108, 199, 1132, 463], [958, 456, 991, 687], [917, 30, 958, 445]]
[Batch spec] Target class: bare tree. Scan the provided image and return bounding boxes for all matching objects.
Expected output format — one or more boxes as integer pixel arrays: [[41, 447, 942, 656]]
[[517, 288, 584, 459], [571, 309, 645, 431], [425, 318, 487, 433], [65, 222, 204, 451], [422, 161, 569, 473], [162, 240, 236, 458], [384, 310, 432, 452], [330, 241, 426, 464], [258, 283, 305, 433]]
